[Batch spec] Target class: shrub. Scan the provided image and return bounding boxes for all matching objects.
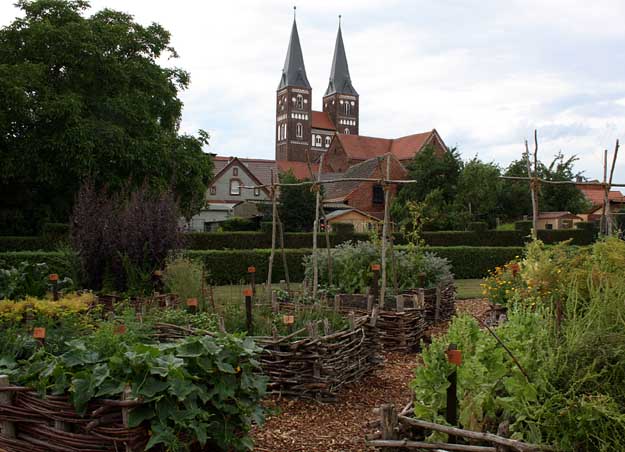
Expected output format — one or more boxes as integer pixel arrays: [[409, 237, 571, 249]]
[[220, 217, 258, 231], [163, 255, 207, 309], [70, 182, 181, 292], [0, 261, 60, 299], [514, 220, 532, 234], [0, 236, 51, 251], [332, 222, 355, 236], [303, 241, 454, 293], [41, 223, 70, 239], [467, 221, 488, 232]]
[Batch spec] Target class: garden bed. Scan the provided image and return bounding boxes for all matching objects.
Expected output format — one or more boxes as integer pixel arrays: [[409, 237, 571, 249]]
[[0, 382, 148, 452], [332, 281, 456, 353]]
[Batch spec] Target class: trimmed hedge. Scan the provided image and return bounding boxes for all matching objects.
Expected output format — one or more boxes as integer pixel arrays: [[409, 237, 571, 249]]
[[0, 246, 525, 284], [0, 236, 53, 251], [183, 227, 596, 250]]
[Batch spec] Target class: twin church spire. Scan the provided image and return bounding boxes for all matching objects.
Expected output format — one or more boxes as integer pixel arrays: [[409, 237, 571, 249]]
[[277, 13, 357, 96], [276, 11, 359, 163]]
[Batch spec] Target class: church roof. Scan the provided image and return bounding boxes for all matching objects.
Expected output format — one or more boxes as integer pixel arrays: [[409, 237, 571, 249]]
[[336, 130, 442, 161], [325, 23, 358, 96], [277, 19, 311, 90], [312, 111, 336, 130]]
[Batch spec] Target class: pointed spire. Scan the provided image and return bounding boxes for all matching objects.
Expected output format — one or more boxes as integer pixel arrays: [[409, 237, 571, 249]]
[[277, 10, 311, 90], [325, 17, 358, 96]]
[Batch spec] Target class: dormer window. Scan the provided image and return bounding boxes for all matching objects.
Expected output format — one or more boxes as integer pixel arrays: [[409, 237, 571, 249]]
[[296, 94, 304, 110]]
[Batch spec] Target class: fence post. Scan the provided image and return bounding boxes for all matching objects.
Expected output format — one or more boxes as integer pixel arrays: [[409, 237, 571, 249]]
[[121, 384, 134, 452], [0, 375, 16, 439], [371, 264, 380, 305], [244, 289, 253, 335], [380, 404, 399, 451]]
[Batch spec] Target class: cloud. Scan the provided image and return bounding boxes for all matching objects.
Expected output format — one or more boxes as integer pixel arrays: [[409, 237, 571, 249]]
[[1, 0, 624, 180]]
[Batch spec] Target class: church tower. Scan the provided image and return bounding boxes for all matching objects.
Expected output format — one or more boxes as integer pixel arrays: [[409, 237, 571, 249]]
[[323, 18, 359, 136], [276, 10, 312, 162]]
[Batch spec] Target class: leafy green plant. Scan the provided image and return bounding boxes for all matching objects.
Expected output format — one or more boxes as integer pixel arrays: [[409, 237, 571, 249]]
[[0, 261, 52, 299], [163, 255, 207, 310]]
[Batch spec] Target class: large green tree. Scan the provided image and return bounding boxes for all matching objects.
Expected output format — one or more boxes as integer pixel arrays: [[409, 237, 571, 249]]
[[0, 0, 212, 234], [456, 158, 502, 225], [278, 170, 316, 232]]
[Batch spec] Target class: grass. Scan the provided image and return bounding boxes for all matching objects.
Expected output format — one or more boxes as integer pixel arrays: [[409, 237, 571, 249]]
[[211, 279, 484, 303], [454, 278, 483, 299], [496, 222, 516, 231]]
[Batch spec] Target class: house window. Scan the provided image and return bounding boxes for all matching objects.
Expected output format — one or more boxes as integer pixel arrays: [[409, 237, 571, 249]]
[[315, 135, 322, 147], [372, 185, 384, 204], [296, 122, 303, 138], [325, 136, 331, 147], [296, 94, 304, 110], [229, 179, 241, 196], [209, 186, 216, 195], [254, 188, 260, 197], [233, 167, 238, 176], [203, 222, 212, 232], [545, 223, 553, 230], [344, 128, 350, 134]]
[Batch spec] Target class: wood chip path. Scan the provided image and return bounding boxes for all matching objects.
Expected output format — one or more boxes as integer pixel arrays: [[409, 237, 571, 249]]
[[252, 298, 491, 452]]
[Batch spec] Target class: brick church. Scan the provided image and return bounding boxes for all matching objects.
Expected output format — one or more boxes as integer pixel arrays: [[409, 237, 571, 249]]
[[186, 14, 450, 231], [275, 15, 448, 175]]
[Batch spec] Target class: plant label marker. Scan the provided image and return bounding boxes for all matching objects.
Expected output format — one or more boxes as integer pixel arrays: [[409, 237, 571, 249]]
[[282, 315, 294, 325], [49, 274, 59, 301], [33, 327, 46, 339], [186, 298, 198, 313], [247, 267, 256, 295], [114, 325, 126, 335]]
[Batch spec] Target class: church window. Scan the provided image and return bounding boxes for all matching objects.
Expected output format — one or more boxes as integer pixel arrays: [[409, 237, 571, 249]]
[[277, 125, 280, 140], [344, 102, 351, 115], [316, 135, 322, 147], [282, 124, 287, 139], [296, 94, 304, 110], [311, 133, 315, 145], [296, 123, 303, 138], [344, 128, 350, 134], [325, 136, 331, 147], [229, 179, 241, 196]]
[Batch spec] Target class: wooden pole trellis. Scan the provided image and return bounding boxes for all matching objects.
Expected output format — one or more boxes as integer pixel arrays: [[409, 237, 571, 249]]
[[380, 154, 392, 305], [266, 169, 278, 297], [312, 155, 324, 301], [500, 134, 622, 238]]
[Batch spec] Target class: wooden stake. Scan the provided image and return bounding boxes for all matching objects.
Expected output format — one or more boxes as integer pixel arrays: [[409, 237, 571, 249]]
[[312, 155, 324, 302], [0, 375, 16, 438], [525, 132, 539, 240], [380, 154, 391, 305], [275, 208, 290, 289], [267, 170, 277, 296]]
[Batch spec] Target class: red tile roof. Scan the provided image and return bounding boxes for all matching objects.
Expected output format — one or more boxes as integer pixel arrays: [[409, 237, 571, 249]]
[[336, 130, 439, 161], [576, 183, 625, 207], [537, 211, 582, 220], [277, 160, 318, 180], [312, 111, 336, 131]]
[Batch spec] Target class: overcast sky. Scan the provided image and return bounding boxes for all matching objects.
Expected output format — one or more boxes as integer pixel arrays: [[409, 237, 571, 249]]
[[2, 0, 625, 180]]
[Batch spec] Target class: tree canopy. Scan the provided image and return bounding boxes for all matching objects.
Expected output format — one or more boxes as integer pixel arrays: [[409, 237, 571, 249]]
[[0, 0, 213, 234], [278, 170, 316, 232]]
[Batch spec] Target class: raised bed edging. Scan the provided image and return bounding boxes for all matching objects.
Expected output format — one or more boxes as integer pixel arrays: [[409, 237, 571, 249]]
[[333, 282, 456, 353]]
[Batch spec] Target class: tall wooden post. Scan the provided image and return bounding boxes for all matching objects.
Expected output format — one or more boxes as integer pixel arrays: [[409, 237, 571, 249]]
[[446, 344, 461, 444], [525, 132, 539, 240], [244, 288, 253, 335], [312, 155, 324, 301], [267, 170, 277, 296], [380, 154, 391, 305], [276, 209, 290, 289]]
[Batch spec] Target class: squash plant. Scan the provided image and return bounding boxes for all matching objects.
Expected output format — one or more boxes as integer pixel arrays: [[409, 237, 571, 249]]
[[4, 329, 267, 451]]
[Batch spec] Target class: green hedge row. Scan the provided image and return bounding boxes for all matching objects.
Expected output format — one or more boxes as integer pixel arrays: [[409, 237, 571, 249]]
[[183, 228, 595, 250], [0, 236, 53, 251], [0, 246, 524, 284]]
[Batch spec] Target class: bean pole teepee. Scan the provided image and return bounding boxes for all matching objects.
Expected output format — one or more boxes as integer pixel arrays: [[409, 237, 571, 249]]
[[500, 130, 622, 238], [241, 153, 418, 303]]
